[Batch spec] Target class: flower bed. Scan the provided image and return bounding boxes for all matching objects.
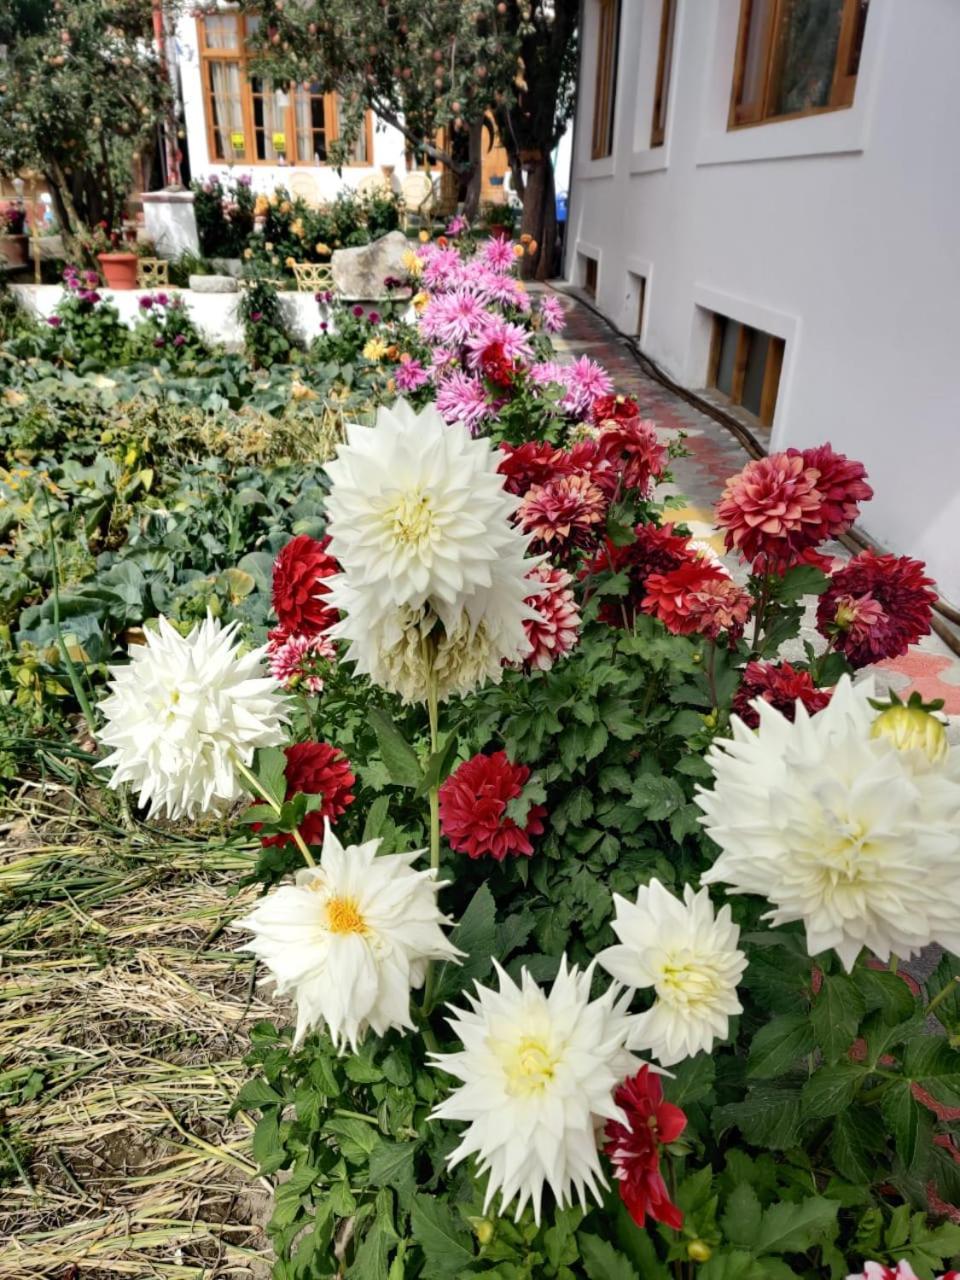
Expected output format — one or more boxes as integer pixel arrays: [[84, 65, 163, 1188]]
[[2, 228, 959, 1279]]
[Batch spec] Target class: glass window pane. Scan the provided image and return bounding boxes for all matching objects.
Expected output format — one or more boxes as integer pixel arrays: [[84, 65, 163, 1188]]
[[742, 332, 769, 416], [715, 319, 739, 397], [208, 61, 244, 160], [203, 15, 239, 49], [846, 0, 869, 75], [740, 0, 773, 109], [771, 0, 845, 116]]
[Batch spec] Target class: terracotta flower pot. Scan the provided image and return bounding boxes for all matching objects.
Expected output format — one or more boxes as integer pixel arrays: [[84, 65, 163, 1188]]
[[0, 234, 29, 269], [97, 251, 139, 290]]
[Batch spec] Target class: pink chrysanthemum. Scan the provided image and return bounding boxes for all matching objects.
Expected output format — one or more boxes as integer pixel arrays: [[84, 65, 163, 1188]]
[[419, 245, 464, 290], [731, 660, 832, 729], [419, 288, 489, 345], [716, 453, 826, 571], [266, 628, 337, 693], [395, 354, 430, 392], [434, 370, 493, 434], [482, 234, 517, 272], [538, 294, 566, 334], [464, 313, 533, 370], [439, 750, 546, 861], [528, 359, 569, 388], [816, 550, 937, 667], [560, 355, 615, 418], [520, 565, 581, 671], [518, 472, 607, 550]]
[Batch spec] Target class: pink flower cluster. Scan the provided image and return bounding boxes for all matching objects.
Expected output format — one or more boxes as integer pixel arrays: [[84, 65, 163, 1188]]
[[847, 1264, 959, 1280]]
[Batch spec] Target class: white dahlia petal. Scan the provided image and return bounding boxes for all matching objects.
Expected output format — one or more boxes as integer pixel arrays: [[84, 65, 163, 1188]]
[[233, 824, 461, 1050], [430, 958, 646, 1225], [95, 615, 288, 820], [598, 879, 746, 1067], [697, 675, 960, 971]]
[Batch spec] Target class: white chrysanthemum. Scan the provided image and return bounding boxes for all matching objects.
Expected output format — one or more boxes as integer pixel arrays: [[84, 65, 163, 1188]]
[[430, 958, 643, 1225], [234, 823, 461, 1050], [598, 879, 746, 1066], [324, 398, 540, 638], [697, 676, 960, 971], [96, 615, 288, 820]]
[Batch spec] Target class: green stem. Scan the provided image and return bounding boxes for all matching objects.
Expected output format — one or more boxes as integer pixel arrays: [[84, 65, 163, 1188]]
[[889, 955, 899, 975], [42, 490, 97, 735], [926, 976, 960, 1019], [422, 661, 442, 1017], [235, 758, 316, 867], [750, 575, 770, 655]]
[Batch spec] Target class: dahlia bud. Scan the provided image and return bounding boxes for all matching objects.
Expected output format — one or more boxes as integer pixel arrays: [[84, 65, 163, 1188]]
[[687, 1241, 712, 1263], [871, 702, 948, 763], [469, 1217, 495, 1246]]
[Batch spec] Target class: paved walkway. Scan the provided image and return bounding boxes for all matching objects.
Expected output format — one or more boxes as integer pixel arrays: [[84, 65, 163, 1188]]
[[546, 288, 960, 715]]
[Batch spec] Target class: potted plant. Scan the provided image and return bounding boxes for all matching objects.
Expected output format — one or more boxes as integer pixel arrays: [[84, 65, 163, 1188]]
[[84, 221, 139, 289], [0, 203, 29, 269], [482, 198, 518, 242]]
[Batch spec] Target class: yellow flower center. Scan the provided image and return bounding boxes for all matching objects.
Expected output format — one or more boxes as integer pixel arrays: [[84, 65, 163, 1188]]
[[326, 896, 367, 935], [503, 1036, 558, 1097], [385, 490, 436, 550], [871, 705, 948, 763], [656, 954, 724, 1009]]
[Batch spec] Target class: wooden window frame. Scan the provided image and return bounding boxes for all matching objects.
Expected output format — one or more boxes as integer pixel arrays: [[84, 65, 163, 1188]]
[[197, 14, 374, 167], [591, 0, 621, 160], [650, 0, 677, 149], [708, 315, 785, 428], [728, 0, 868, 131]]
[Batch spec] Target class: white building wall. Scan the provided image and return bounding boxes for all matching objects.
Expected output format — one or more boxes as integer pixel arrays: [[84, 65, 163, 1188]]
[[566, 0, 960, 605], [172, 13, 408, 198]]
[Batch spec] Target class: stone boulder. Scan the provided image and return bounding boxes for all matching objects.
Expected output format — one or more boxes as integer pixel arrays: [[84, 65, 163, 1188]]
[[331, 230, 410, 300], [189, 274, 237, 293]]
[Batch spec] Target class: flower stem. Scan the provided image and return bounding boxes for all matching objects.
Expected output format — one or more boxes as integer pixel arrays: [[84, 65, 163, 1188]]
[[421, 655, 442, 1019], [926, 976, 959, 1019], [235, 759, 315, 868]]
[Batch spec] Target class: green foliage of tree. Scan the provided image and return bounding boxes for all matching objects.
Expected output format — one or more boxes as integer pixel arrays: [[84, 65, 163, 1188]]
[[0, 0, 172, 248]]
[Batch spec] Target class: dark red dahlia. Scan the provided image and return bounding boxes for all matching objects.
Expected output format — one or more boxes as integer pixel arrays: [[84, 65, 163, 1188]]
[[598, 417, 668, 497], [816, 550, 937, 668], [479, 340, 517, 389], [592, 392, 640, 425], [791, 443, 873, 544], [604, 1066, 687, 1231], [497, 441, 571, 497], [732, 660, 833, 728], [583, 523, 695, 626], [272, 534, 339, 636], [259, 742, 355, 848], [439, 750, 546, 861], [643, 562, 752, 639]]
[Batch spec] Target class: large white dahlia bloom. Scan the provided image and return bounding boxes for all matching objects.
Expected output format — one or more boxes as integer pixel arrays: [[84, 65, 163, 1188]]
[[430, 958, 643, 1224], [96, 615, 288, 820], [599, 879, 746, 1066], [322, 400, 540, 699], [234, 824, 461, 1050], [697, 676, 960, 971]]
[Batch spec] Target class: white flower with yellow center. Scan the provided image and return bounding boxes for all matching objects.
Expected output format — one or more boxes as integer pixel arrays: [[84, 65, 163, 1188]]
[[697, 676, 960, 971], [598, 880, 746, 1066], [430, 958, 644, 1225], [96, 615, 288, 820], [234, 824, 461, 1050]]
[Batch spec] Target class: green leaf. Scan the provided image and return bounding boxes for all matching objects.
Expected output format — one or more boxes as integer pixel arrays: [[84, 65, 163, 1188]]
[[831, 1107, 887, 1183], [811, 974, 866, 1063], [347, 1189, 399, 1280], [755, 1195, 840, 1256], [629, 773, 685, 821], [800, 1062, 865, 1118], [747, 1014, 815, 1079], [410, 1194, 475, 1278], [234, 1077, 283, 1110], [720, 1182, 762, 1248], [904, 1037, 960, 1107], [770, 563, 829, 602], [416, 733, 460, 796], [326, 1116, 378, 1162], [578, 1234, 638, 1280], [700, 1253, 768, 1280], [368, 1140, 417, 1205], [882, 1080, 931, 1171], [853, 967, 918, 1025], [714, 1086, 802, 1150], [368, 708, 422, 788], [663, 1054, 716, 1108], [255, 745, 288, 806], [433, 883, 496, 1004], [362, 795, 390, 842], [504, 775, 548, 827]]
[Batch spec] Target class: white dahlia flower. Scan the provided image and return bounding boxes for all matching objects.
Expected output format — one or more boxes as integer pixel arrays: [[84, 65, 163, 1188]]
[[598, 879, 746, 1066], [430, 958, 643, 1225], [697, 676, 960, 971], [234, 824, 461, 1050], [96, 615, 288, 820], [322, 400, 540, 696]]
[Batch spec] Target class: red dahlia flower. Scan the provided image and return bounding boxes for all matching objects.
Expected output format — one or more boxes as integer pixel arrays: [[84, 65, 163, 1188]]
[[521, 565, 581, 671], [816, 550, 937, 668], [604, 1065, 687, 1230], [479, 340, 517, 389], [598, 417, 668, 497], [792, 443, 873, 543], [497, 441, 571, 497], [439, 750, 546, 861], [272, 534, 339, 636], [732, 660, 833, 728], [592, 392, 641, 425], [716, 453, 825, 571], [518, 472, 607, 551], [584, 523, 696, 626], [258, 742, 355, 848], [643, 563, 752, 639]]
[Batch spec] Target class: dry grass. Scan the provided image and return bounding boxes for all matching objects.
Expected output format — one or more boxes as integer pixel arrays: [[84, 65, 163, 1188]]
[[0, 779, 279, 1279]]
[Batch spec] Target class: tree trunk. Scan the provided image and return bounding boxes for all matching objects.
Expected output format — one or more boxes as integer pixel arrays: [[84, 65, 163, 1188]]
[[520, 156, 557, 282], [463, 119, 484, 223]]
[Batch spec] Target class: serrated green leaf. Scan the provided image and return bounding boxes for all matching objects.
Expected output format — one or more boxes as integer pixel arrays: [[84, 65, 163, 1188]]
[[255, 745, 288, 806], [505, 775, 547, 826], [664, 1054, 716, 1108], [578, 1234, 638, 1280], [368, 1140, 417, 1205], [811, 974, 866, 1063], [831, 1107, 887, 1183], [410, 1194, 475, 1277], [755, 1195, 839, 1255], [904, 1037, 960, 1106], [882, 1080, 931, 1171], [362, 794, 390, 842], [721, 1182, 762, 1247], [432, 882, 495, 1004], [368, 708, 422, 788], [800, 1062, 865, 1117], [747, 1014, 815, 1079]]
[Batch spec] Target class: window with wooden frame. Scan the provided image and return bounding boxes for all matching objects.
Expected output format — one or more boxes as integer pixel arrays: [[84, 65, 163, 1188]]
[[591, 0, 622, 159], [583, 256, 599, 297], [708, 314, 785, 427], [728, 0, 869, 130], [650, 0, 678, 148], [197, 13, 373, 165]]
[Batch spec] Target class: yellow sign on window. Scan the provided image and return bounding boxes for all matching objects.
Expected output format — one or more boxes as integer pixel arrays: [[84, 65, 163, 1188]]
[[272, 132, 286, 152], [230, 131, 245, 150]]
